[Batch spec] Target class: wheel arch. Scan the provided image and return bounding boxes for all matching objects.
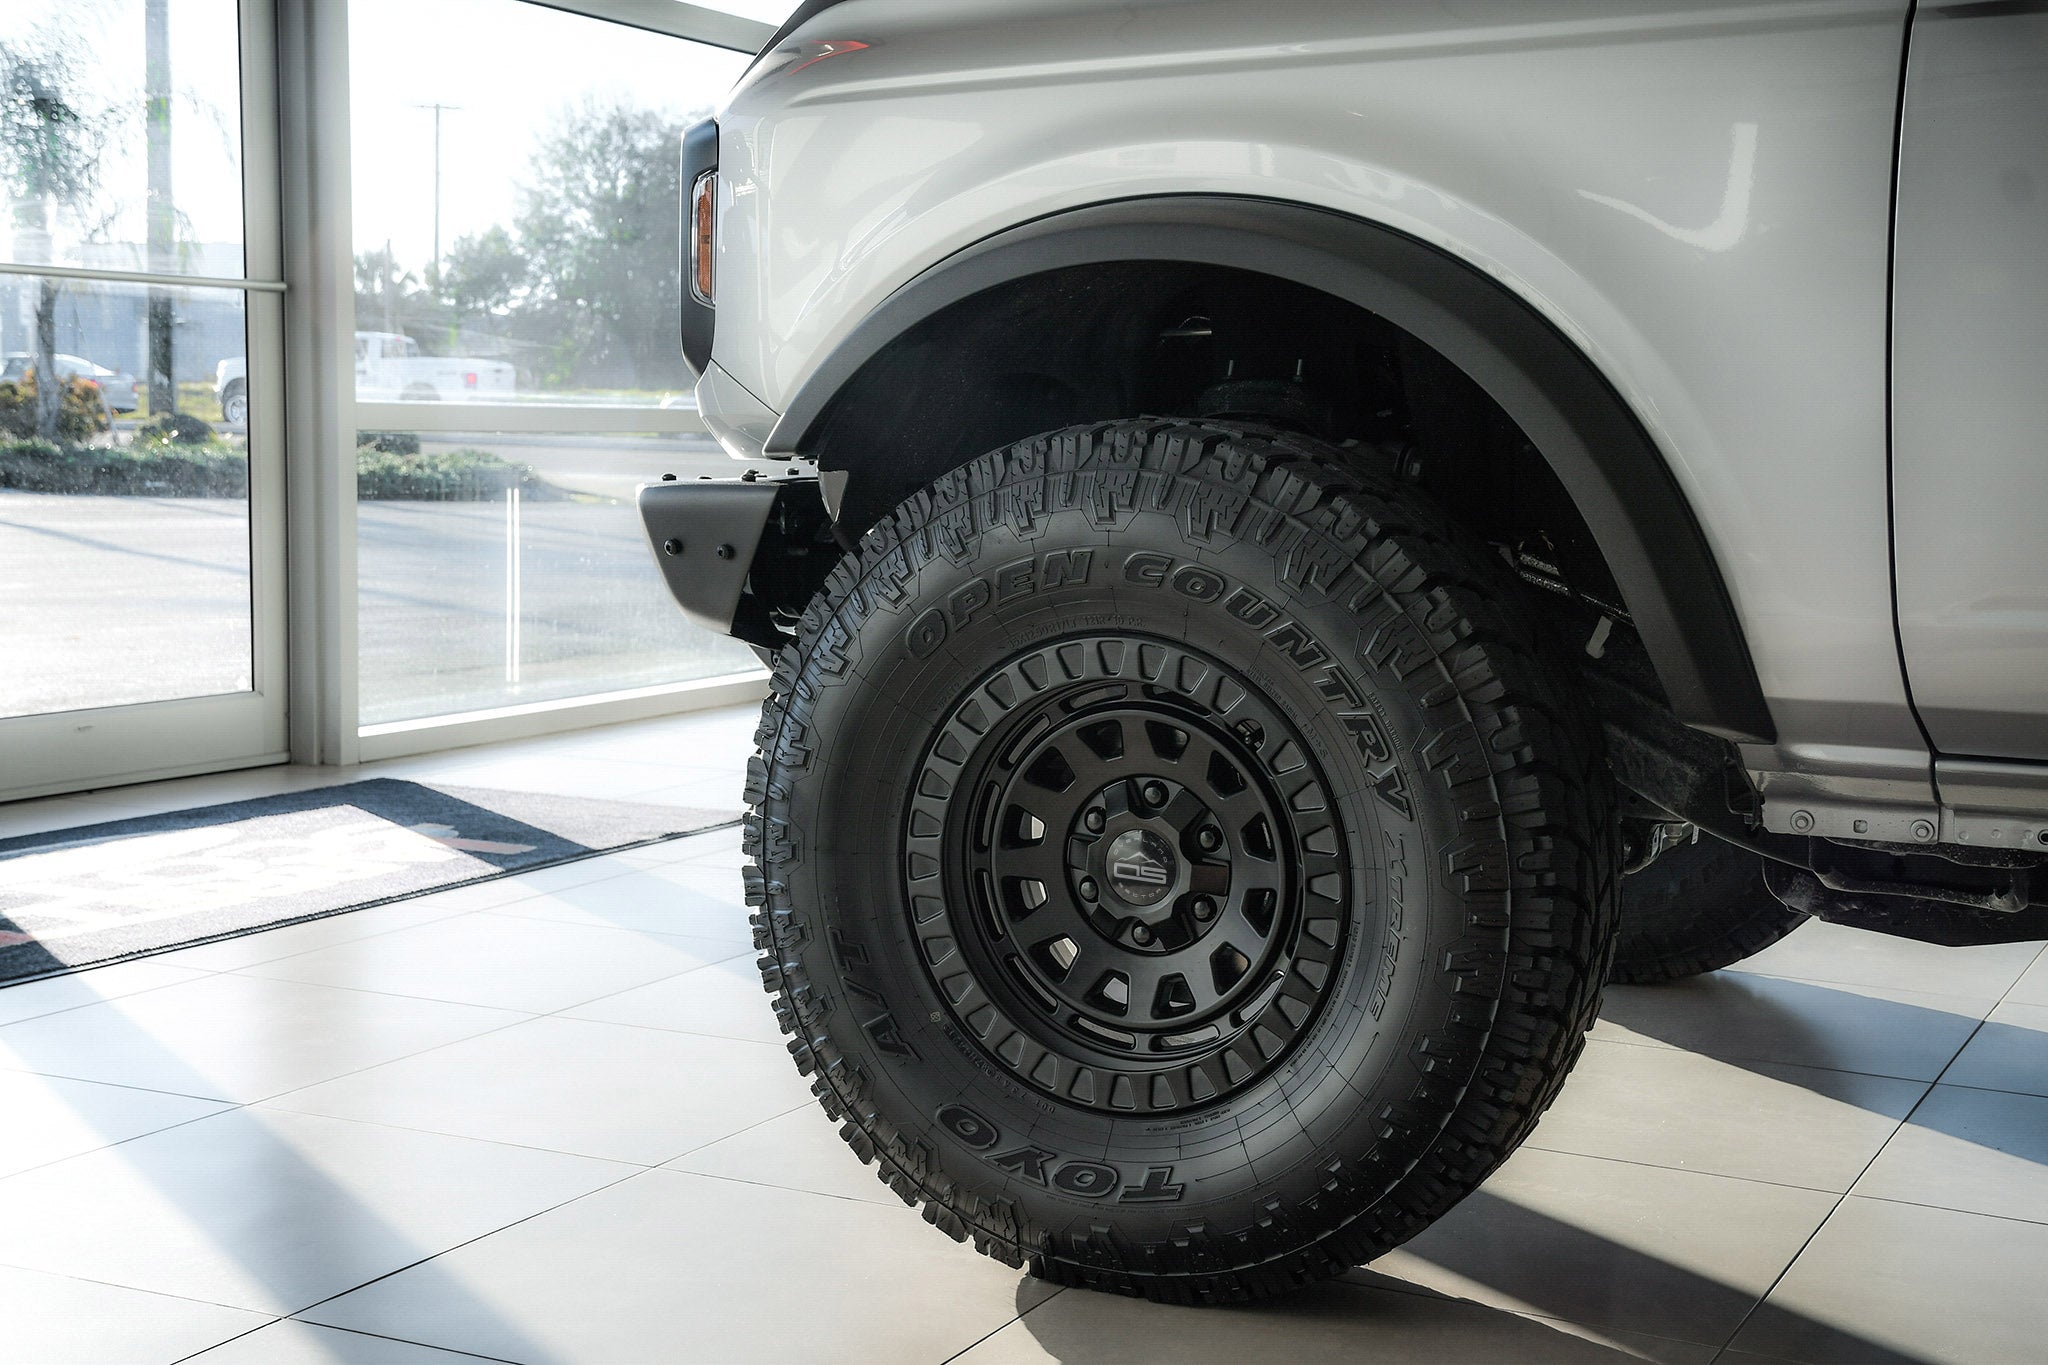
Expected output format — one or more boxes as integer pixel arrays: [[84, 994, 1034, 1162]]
[[764, 195, 1772, 746]]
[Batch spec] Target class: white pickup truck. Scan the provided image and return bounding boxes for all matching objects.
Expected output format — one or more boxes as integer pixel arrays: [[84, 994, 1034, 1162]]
[[214, 331, 515, 424]]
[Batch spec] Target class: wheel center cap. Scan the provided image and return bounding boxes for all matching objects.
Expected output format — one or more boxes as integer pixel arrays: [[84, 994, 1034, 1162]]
[[1104, 829, 1177, 907]]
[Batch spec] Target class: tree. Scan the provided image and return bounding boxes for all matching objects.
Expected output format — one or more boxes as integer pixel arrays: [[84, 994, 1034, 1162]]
[[0, 33, 106, 441], [511, 99, 687, 390], [441, 225, 527, 319]]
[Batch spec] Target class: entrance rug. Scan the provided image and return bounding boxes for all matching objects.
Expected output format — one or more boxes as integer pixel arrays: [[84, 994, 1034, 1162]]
[[0, 778, 739, 985]]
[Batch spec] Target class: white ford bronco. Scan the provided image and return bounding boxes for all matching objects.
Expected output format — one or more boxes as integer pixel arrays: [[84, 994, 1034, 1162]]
[[639, 0, 2048, 1301]]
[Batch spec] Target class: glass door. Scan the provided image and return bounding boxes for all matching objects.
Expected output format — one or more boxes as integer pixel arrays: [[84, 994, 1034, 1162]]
[[0, 2, 286, 799]]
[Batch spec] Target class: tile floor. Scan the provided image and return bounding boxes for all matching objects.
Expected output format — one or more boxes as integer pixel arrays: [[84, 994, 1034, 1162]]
[[0, 704, 2044, 1363]]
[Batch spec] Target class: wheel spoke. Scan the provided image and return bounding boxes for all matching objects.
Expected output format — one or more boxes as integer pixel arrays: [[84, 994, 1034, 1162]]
[[1156, 786, 1208, 834], [1231, 858, 1283, 894], [1056, 736, 1124, 794], [1188, 861, 1231, 896]]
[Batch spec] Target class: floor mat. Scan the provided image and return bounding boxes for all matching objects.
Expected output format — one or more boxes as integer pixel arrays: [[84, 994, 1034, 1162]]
[[0, 778, 738, 984]]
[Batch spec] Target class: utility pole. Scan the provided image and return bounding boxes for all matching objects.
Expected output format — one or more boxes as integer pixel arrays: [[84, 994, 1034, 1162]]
[[411, 102, 461, 287], [146, 0, 175, 416]]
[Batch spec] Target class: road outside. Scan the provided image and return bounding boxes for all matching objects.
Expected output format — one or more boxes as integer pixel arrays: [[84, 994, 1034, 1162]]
[[0, 493, 255, 719], [1, 433, 761, 725]]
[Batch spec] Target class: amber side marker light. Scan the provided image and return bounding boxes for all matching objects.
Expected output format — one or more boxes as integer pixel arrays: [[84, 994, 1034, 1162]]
[[691, 169, 718, 305]]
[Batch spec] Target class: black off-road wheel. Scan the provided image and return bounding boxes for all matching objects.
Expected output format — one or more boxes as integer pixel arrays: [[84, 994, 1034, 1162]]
[[744, 419, 1619, 1302], [1610, 834, 1805, 985]]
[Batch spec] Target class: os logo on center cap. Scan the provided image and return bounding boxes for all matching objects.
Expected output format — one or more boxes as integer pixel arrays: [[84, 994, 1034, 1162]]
[[1105, 829, 1176, 907]]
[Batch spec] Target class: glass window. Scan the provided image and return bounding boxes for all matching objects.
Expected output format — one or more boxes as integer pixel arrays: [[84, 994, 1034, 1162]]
[[0, 275, 252, 718], [347, 0, 749, 406], [355, 428, 755, 725], [1, 4, 247, 280]]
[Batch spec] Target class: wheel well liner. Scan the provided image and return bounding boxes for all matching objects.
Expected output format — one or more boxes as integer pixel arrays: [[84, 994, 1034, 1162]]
[[764, 196, 1773, 745]]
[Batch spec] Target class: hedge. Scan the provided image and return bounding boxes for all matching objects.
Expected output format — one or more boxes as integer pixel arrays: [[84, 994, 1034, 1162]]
[[0, 437, 556, 502]]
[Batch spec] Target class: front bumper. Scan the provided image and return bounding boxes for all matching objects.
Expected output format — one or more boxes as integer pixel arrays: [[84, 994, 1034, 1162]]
[[638, 470, 832, 649]]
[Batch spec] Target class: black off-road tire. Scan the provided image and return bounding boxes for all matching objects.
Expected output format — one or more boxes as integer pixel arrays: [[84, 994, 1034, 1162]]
[[744, 419, 1619, 1302], [1609, 836, 1805, 985]]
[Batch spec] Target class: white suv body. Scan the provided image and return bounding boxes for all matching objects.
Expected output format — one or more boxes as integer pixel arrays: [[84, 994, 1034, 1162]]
[[690, 0, 2048, 848]]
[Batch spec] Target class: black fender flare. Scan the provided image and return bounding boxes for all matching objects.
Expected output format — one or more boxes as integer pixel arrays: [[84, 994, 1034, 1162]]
[[763, 195, 1773, 746]]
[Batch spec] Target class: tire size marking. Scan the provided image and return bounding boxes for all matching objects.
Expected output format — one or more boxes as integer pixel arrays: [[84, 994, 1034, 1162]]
[[936, 1103, 1184, 1204]]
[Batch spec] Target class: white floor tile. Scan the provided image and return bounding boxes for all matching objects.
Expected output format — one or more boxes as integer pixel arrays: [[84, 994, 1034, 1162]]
[[1527, 1038, 1924, 1191], [1941, 1001, 2048, 1098], [0, 1262, 269, 1365], [0, 1069, 229, 1178], [667, 1105, 895, 1205], [184, 1319, 512, 1363], [304, 1169, 1052, 1365], [955, 1282, 1718, 1365], [486, 860, 752, 944], [1728, 1196, 2048, 1364], [1851, 1084, 2048, 1225], [235, 910, 746, 1014], [1593, 974, 1991, 1082], [0, 955, 212, 1027], [1728, 918, 2046, 999], [0, 1107, 630, 1315], [564, 953, 778, 1042], [0, 971, 524, 1102], [2005, 947, 2048, 1007], [1367, 1146, 1838, 1346], [264, 1014, 813, 1165]]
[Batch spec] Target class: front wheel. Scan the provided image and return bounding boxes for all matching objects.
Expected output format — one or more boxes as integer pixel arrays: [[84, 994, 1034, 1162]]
[[746, 420, 1619, 1302], [220, 380, 248, 427]]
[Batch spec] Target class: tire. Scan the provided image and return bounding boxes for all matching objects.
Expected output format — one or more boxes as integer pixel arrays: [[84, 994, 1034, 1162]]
[[221, 381, 248, 427], [1609, 834, 1805, 985], [746, 419, 1619, 1302]]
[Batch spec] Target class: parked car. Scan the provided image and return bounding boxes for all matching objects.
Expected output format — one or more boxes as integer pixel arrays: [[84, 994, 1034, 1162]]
[[214, 331, 515, 425], [0, 352, 139, 414], [640, 0, 2048, 1303]]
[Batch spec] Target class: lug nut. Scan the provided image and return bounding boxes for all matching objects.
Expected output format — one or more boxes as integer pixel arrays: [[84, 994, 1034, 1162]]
[[1196, 826, 1222, 851], [1141, 781, 1168, 807], [1083, 809, 1105, 833], [1130, 923, 1153, 946], [1192, 896, 1217, 921], [1078, 877, 1098, 902]]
